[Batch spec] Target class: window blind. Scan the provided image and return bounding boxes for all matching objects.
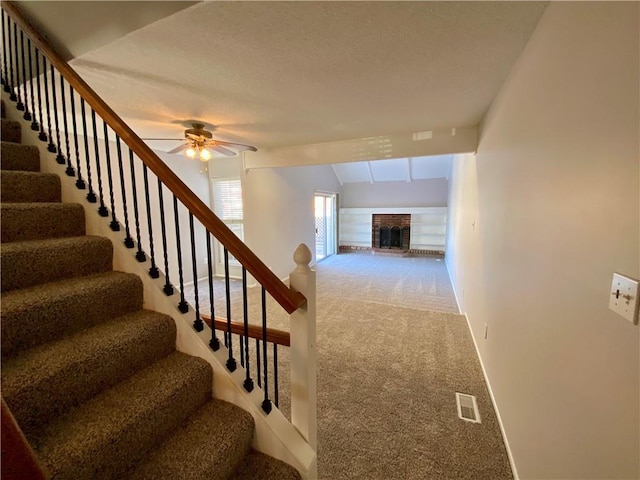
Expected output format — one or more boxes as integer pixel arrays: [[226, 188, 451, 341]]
[[213, 179, 243, 221]]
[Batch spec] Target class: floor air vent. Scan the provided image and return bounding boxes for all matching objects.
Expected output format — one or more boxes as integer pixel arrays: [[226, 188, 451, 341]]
[[456, 392, 481, 423]]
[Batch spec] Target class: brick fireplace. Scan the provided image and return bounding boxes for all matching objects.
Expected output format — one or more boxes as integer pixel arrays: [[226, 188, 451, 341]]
[[371, 214, 411, 251]]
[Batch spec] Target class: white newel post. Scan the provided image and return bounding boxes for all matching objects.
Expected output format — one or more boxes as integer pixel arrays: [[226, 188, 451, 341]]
[[289, 244, 317, 451]]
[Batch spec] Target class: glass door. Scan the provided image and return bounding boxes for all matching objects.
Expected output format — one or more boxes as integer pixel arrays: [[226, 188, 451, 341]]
[[314, 192, 337, 261]]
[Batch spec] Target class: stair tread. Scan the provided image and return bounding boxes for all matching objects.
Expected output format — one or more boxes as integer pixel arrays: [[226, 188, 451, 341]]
[[2, 310, 177, 439], [33, 351, 212, 480], [1, 271, 143, 357], [0, 170, 61, 202], [0, 100, 301, 480], [128, 399, 254, 480], [1, 235, 112, 291], [230, 450, 302, 480], [1, 202, 85, 242]]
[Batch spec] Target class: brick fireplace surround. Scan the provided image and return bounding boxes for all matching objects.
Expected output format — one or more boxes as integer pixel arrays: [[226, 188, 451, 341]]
[[371, 214, 411, 250]]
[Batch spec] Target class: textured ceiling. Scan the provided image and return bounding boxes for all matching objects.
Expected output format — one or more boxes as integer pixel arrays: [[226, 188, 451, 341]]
[[14, 1, 197, 61], [35, 1, 547, 151]]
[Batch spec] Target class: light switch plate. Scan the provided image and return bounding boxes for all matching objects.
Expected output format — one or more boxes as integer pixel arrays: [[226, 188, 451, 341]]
[[609, 273, 639, 324]]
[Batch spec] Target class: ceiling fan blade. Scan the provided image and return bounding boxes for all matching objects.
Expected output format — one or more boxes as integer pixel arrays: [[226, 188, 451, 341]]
[[211, 139, 258, 152], [211, 145, 237, 157], [167, 143, 189, 154]]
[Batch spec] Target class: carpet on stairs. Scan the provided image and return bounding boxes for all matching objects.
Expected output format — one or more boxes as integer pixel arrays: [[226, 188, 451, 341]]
[[0, 101, 301, 479]]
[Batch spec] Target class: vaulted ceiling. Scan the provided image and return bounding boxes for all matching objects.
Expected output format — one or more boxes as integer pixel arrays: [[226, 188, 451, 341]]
[[15, 1, 547, 180]]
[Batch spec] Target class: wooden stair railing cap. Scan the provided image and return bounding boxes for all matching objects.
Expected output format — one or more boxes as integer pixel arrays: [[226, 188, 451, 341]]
[[2, 1, 306, 314], [202, 314, 290, 347]]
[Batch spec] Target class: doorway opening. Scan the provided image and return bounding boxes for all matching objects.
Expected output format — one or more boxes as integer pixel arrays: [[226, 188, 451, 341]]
[[315, 192, 337, 261]]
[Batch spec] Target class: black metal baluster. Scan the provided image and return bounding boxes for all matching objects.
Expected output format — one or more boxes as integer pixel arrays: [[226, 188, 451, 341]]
[[27, 39, 38, 131], [59, 76, 74, 175], [158, 181, 173, 294], [273, 344, 279, 408], [261, 287, 272, 414], [256, 339, 262, 388], [80, 99, 97, 202], [190, 213, 203, 331], [173, 195, 188, 313], [240, 332, 245, 368], [143, 166, 159, 277], [19, 31, 30, 120], [50, 66, 65, 164], [115, 135, 134, 246], [13, 22, 23, 110], [128, 149, 146, 262], [41, 56, 56, 152], [69, 86, 85, 189], [90, 109, 108, 215], [6, 14, 16, 100], [2, 11, 9, 91], [242, 267, 254, 392], [206, 232, 220, 351], [34, 49, 46, 140], [224, 248, 237, 372], [102, 122, 120, 231]]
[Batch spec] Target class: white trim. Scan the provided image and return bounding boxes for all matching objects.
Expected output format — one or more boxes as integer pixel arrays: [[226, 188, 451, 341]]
[[444, 244, 516, 477], [463, 311, 519, 480], [183, 276, 209, 288], [444, 259, 462, 315]]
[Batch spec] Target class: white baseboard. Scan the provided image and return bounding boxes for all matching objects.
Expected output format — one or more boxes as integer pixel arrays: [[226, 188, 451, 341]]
[[463, 312, 519, 480], [444, 258, 463, 315]]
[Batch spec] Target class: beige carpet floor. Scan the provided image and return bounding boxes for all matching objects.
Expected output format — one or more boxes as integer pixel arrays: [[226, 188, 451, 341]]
[[185, 252, 512, 479]]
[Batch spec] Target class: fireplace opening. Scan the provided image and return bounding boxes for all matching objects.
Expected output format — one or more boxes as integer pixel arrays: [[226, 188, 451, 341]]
[[380, 226, 404, 248]]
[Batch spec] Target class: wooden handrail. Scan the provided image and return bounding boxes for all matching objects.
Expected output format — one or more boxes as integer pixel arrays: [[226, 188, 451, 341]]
[[202, 314, 290, 347], [1, 398, 48, 480], [2, 2, 306, 314]]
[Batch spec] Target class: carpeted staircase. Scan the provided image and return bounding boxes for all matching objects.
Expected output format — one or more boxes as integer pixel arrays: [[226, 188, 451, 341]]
[[0, 102, 301, 480]]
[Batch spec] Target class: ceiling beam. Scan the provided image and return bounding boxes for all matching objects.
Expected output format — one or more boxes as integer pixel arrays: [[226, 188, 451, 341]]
[[330, 164, 344, 186], [366, 162, 374, 184], [244, 126, 477, 170]]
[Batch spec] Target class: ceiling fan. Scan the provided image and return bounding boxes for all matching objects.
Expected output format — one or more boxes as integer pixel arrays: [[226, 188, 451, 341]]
[[143, 123, 257, 161]]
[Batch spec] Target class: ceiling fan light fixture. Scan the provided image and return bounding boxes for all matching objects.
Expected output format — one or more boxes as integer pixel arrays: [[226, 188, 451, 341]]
[[185, 147, 196, 158], [199, 148, 211, 161]]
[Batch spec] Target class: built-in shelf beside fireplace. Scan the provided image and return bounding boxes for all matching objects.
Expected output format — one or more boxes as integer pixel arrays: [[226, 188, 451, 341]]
[[339, 207, 447, 254]]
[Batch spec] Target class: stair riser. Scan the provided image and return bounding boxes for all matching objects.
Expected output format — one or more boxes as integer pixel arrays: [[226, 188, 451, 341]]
[[1, 171, 61, 202], [129, 400, 255, 480], [1, 141, 40, 171], [1, 273, 144, 358], [1, 203, 85, 243], [2, 119, 21, 143], [4, 313, 177, 441], [1, 237, 113, 292], [36, 354, 213, 480]]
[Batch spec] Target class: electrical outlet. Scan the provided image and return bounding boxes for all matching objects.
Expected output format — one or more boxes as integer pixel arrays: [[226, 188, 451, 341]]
[[609, 273, 639, 325]]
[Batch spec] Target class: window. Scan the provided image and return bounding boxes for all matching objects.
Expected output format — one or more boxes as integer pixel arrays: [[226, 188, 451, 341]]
[[212, 178, 243, 274]]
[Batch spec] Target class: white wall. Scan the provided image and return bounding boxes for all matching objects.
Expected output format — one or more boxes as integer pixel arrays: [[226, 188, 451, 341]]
[[73, 128, 210, 285], [242, 164, 342, 280], [341, 178, 447, 208], [446, 3, 639, 479]]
